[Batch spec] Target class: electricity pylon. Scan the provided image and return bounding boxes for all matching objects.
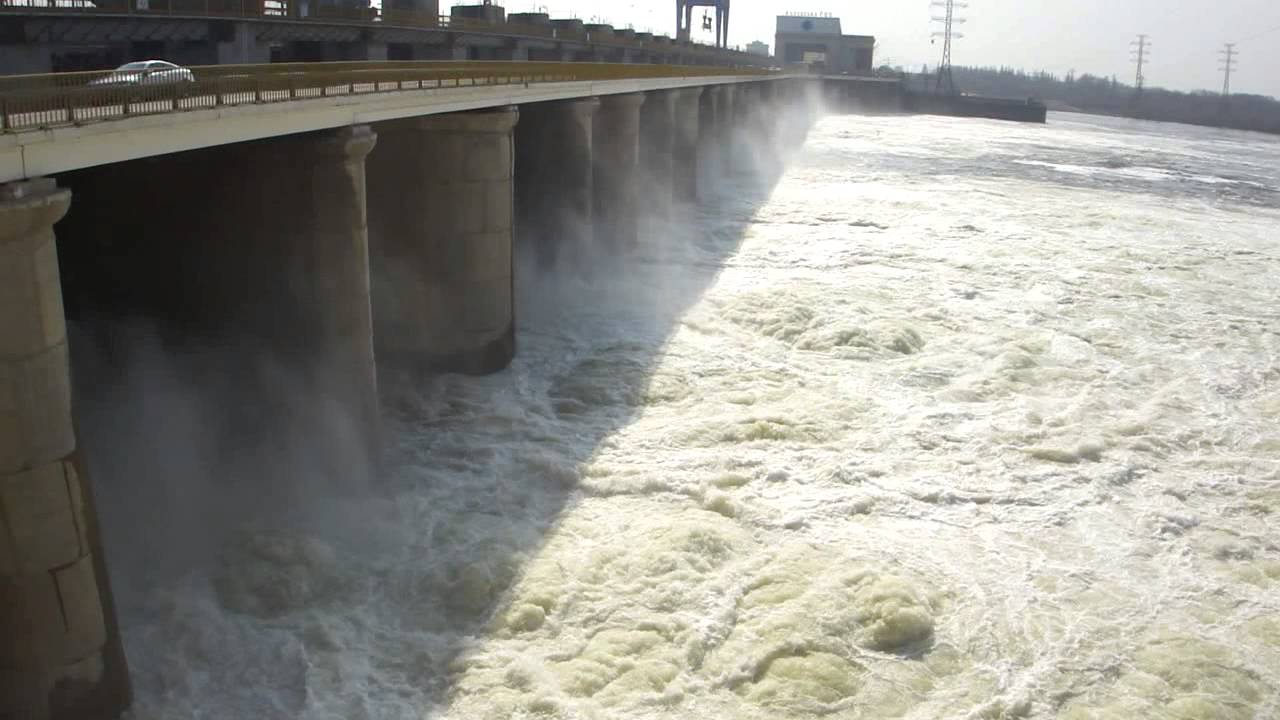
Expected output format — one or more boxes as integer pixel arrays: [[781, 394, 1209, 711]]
[[1219, 43, 1237, 96], [931, 0, 966, 95], [1130, 34, 1150, 97]]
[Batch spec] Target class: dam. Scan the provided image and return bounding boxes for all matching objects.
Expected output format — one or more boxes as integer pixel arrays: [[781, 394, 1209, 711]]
[[0, 54, 822, 718]]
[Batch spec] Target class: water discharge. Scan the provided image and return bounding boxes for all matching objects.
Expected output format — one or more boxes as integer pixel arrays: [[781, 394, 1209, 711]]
[[112, 111, 1280, 719]]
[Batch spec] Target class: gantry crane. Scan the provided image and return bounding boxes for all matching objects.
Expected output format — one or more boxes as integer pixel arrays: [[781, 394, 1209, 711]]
[[676, 0, 730, 48]]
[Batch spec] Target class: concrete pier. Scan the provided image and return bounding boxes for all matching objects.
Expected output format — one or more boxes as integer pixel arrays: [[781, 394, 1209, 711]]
[[697, 85, 721, 192], [592, 93, 646, 251], [514, 98, 599, 269], [672, 88, 702, 203], [715, 84, 737, 162], [279, 127, 382, 464], [368, 108, 520, 376], [639, 90, 677, 219], [728, 83, 755, 173], [0, 68, 811, 717], [0, 178, 130, 720], [54, 126, 384, 474], [216, 126, 383, 469]]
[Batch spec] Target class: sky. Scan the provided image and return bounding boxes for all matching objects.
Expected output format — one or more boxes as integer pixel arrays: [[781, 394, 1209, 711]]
[[497, 0, 1280, 98]]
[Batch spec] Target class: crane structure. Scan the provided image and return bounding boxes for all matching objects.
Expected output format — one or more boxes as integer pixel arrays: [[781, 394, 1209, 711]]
[[676, 0, 730, 48], [931, 0, 965, 95]]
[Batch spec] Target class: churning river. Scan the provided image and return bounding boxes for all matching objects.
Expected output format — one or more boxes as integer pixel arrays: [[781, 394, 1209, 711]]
[[115, 110, 1280, 719]]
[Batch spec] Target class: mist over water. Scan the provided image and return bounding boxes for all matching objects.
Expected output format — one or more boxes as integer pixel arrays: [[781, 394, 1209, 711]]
[[97, 108, 1280, 719]]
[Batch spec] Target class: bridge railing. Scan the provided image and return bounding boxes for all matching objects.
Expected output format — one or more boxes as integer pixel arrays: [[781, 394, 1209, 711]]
[[0, 61, 773, 133]]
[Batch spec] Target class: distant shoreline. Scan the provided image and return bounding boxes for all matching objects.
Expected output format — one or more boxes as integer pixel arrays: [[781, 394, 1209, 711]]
[[1043, 105, 1280, 138], [909, 67, 1280, 138]]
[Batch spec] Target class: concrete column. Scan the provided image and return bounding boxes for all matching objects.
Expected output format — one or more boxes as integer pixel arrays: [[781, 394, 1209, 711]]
[[514, 98, 599, 269], [672, 87, 702, 203], [367, 108, 519, 376], [430, 42, 469, 61], [797, 78, 817, 121], [715, 84, 737, 160], [739, 83, 758, 127], [0, 179, 130, 720], [592, 93, 645, 251], [282, 127, 382, 464], [731, 83, 764, 173], [187, 126, 384, 469], [639, 89, 677, 219], [697, 84, 721, 191], [775, 80, 809, 149], [741, 82, 782, 176], [215, 21, 269, 65], [757, 80, 776, 115], [503, 41, 530, 61]]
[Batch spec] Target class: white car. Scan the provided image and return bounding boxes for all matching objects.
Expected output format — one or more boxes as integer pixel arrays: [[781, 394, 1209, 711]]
[[89, 60, 196, 86]]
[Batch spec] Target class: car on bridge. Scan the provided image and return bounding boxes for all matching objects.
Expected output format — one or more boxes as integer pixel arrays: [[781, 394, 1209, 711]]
[[89, 61, 196, 87]]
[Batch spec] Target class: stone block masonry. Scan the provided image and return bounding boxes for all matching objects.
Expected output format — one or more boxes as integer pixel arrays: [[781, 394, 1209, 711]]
[[0, 178, 130, 720], [368, 107, 521, 376]]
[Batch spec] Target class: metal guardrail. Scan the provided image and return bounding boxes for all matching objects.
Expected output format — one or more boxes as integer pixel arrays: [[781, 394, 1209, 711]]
[[0, 61, 774, 133], [0, 0, 754, 57]]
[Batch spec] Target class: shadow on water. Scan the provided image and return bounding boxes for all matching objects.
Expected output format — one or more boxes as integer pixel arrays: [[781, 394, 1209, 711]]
[[51, 90, 821, 717], [368, 104, 814, 717]]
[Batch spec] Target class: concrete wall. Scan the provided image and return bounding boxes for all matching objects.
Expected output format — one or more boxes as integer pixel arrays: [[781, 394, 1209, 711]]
[[1, 13, 767, 77], [0, 44, 53, 74], [823, 78, 905, 113], [214, 22, 272, 65], [384, 0, 437, 13]]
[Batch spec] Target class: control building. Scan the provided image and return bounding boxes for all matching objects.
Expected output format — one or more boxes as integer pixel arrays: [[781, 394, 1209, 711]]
[[774, 13, 874, 74]]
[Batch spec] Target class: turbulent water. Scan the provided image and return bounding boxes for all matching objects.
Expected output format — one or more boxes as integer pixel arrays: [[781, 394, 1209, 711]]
[[111, 109, 1280, 719]]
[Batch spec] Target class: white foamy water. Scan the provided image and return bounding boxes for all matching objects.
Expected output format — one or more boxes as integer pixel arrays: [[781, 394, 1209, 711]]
[[113, 110, 1280, 719]]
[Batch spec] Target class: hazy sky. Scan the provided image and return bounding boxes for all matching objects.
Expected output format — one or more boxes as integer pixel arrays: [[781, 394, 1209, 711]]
[[501, 0, 1280, 97]]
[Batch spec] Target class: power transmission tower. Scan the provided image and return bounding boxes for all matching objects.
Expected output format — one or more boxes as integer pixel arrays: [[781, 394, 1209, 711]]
[[1130, 34, 1150, 97], [1219, 43, 1237, 96], [931, 0, 966, 95]]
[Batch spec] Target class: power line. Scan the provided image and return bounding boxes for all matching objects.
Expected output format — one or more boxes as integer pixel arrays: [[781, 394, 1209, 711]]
[[1218, 42, 1237, 96], [1130, 34, 1150, 95], [930, 0, 966, 95], [1235, 21, 1280, 44]]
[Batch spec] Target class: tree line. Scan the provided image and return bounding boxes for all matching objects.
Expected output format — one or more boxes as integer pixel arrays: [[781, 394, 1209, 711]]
[[896, 64, 1280, 135]]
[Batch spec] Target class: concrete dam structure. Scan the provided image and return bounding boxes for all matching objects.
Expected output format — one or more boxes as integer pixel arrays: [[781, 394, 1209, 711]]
[[0, 59, 819, 719], [821, 76, 1049, 124]]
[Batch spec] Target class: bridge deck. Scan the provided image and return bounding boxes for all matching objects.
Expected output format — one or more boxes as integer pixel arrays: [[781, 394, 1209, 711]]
[[0, 62, 783, 182]]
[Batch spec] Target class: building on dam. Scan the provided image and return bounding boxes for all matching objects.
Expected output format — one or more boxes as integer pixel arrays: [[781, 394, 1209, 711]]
[[774, 12, 875, 75]]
